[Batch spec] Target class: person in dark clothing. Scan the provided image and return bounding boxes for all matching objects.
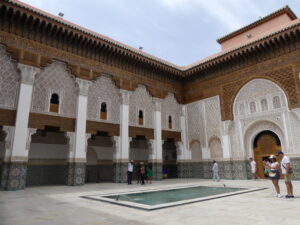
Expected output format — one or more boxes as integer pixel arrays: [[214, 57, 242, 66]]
[[140, 162, 146, 185]]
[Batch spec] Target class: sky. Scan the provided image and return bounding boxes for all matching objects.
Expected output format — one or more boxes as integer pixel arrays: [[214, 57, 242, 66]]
[[20, 0, 300, 66]]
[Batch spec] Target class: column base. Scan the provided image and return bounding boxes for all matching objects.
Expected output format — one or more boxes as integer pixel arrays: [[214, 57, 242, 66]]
[[67, 162, 86, 186], [113, 162, 127, 183], [151, 163, 163, 180], [0, 161, 27, 191]]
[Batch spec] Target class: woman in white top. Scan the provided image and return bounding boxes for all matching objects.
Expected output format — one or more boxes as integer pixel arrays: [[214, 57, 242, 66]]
[[264, 155, 281, 198]]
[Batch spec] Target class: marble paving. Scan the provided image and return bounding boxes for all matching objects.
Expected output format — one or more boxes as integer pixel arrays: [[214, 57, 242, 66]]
[[1, 179, 300, 225]]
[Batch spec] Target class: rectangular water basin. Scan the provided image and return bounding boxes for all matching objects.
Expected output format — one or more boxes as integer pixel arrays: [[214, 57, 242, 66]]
[[82, 185, 265, 210]]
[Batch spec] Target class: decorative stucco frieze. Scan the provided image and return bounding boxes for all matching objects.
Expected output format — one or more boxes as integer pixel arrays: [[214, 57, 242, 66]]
[[31, 61, 77, 118], [0, 46, 20, 109], [129, 85, 154, 128], [87, 75, 121, 123], [161, 93, 181, 131]]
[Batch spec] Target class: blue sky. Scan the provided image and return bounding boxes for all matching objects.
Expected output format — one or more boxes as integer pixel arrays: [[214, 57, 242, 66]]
[[21, 0, 300, 66]]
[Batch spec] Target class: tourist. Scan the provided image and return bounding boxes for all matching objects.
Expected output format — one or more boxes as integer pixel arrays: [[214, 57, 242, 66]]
[[264, 155, 281, 198], [277, 151, 294, 198], [136, 163, 141, 184], [140, 162, 146, 185], [249, 157, 258, 180], [212, 160, 220, 182], [127, 160, 134, 184], [146, 164, 153, 184]]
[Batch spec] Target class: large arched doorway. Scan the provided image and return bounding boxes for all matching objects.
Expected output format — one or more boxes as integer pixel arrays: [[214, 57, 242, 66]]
[[26, 127, 69, 186], [129, 136, 150, 181], [86, 132, 114, 183], [253, 130, 281, 178]]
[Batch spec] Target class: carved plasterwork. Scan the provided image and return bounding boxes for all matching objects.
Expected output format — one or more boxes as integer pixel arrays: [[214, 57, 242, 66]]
[[129, 85, 154, 128], [75, 78, 92, 97], [222, 66, 297, 121], [18, 64, 40, 85], [162, 93, 180, 131], [204, 96, 221, 140], [0, 45, 20, 109], [87, 75, 121, 123], [208, 136, 223, 159], [2, 126, 14, 150], [244, 120, 286, 157], [31, 61, 77, 118], [234, 79, 288, 119], [120, 89, 131, 105], [186, 102, 203, 144], [26, 128, 37, 151]]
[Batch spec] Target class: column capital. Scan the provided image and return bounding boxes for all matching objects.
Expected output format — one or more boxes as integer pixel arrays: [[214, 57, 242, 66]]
[[75, 78, 92, 96], [26, 128, 37, 151], [17, 64, 40, 85], [153, 98, 163, 112], [120, 89, 132, 105]]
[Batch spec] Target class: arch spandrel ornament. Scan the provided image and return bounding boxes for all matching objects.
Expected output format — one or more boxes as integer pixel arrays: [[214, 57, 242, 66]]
[[221, 66, 298, 121]]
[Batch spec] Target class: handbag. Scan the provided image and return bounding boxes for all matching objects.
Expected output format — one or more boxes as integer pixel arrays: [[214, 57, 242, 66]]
[[268, 171, 276, 178]]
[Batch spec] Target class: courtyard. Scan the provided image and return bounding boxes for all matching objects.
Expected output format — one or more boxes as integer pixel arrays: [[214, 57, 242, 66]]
[[1, 179, 299, 225]]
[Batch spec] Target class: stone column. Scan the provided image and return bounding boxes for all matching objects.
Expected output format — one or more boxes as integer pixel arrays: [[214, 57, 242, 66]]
[[150, 98, 163, 180], [112, 90, 131, 183], [148, 139, 162, 180], [177, 105, 192, 178], [1, 64, 40, 190], [66, 78, 92, 186]]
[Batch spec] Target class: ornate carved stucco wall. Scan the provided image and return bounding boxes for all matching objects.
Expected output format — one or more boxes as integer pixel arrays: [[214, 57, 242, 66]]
[[186, 96, 222, 160], [129, 85, 154, 128], [0, 45, 20, 110], [161, 93, 181, 131], [31, 61, 77, 118], [228, 78, 300, 159], [87, 75, 121, 124]]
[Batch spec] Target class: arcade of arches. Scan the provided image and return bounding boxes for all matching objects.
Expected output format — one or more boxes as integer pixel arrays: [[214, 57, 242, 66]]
[[1, 2, 300, 190]]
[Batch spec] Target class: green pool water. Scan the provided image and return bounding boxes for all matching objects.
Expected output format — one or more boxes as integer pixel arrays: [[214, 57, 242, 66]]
[[105, 186, 245, 206]]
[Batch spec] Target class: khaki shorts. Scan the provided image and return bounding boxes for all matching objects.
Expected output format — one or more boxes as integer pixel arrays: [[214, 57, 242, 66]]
[[284, 174, 292, 182]]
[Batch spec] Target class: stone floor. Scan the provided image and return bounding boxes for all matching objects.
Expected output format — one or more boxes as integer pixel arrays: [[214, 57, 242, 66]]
[[0, 179, 299, 225]]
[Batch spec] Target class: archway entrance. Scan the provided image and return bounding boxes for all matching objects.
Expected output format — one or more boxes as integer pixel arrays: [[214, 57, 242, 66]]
[[253, 130, 281, 178], [129, 136, 150, 181], [86, 131, 114, 183]]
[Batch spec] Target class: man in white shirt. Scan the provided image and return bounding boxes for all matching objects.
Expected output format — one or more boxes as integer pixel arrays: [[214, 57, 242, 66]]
[[127, 160, 134, 185], [249, 157, 258, 180], [277, 151, 294, 198], [212, 160, 220, 182]]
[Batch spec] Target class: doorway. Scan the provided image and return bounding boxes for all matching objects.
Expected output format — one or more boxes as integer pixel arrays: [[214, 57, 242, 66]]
[[253, 130, 281, 178]]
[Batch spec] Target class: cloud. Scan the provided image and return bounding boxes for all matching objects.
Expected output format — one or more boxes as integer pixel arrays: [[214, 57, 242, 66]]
[[157, 0, 264, 30]]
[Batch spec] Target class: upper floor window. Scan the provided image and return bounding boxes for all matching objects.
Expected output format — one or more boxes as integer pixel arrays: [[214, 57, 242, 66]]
[[261, 99, 268, 111], [239, 104, 245, 116], [250, 102, 256, 113], [49, 93, 59, 113], [168, 115, 172, 129], [138, 110, 144, 125], [273, 96, 281, 109], [100, 102, 107, 120]]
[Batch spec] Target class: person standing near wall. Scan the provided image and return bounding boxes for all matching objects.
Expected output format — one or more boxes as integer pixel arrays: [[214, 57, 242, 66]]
[[140, 162, 146, 185], [249, 157, 258, 180], [127, 160, 134, 185], [264, 155, 281, 198], [277, 151, 294, 198], [212, 160, 220, 182], [146, 163, 153, 184]]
